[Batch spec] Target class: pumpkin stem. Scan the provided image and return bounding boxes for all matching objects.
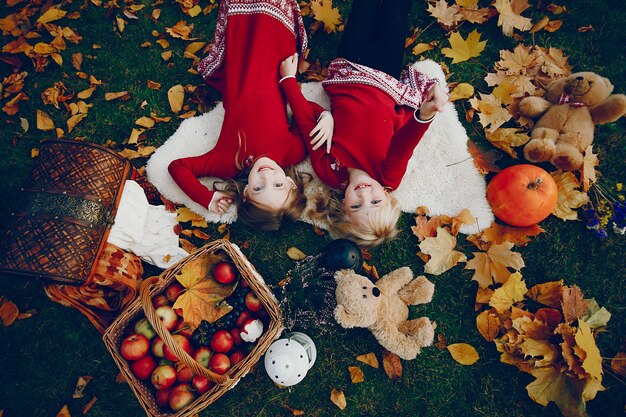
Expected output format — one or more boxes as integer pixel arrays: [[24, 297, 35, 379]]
[[527, 178, 543, 190]]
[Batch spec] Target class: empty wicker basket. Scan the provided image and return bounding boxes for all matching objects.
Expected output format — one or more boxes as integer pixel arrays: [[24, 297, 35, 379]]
[[103, 239, 284, 417]]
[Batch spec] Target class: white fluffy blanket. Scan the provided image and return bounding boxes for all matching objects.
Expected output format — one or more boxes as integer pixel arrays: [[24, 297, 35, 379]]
[[146, 60, 494, 234]]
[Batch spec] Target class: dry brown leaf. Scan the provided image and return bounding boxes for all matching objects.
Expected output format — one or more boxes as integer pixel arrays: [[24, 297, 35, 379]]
[[485, 128, 530, 157], [479, 222, 545, 247], [287, 247, 306, 260], [489, 272, 528, 313], [581, 145, 598, 192], [67, 113, 87, 133], [168, 84, 184, 113], [356, 352, 379, 368], [428, 0, 462, 29], [467, 141, 502, 175], [381, 349, 402, 380], [135, 116, 155, 128], [610, 352, 626, 377], [465, 241, 524, 288], [551, 170, 589, 221], [411, 214, 443, 242], [218, 223, 231, 240], [530, 15, 549, 33], [311, 0, 342, 33], [36, 109, 55, 131], [72, 375, 93, 399], [147, 80, 161, 90], [547, 4, 567, 14], [361, 262, 380, 281], [494, 0, 532, 36], [185, 41, 206, 56], [348, 366, 364, 383], [447, 343, 479, 365], [2, 91, 28, 115], [574, 321, 602, 380], [412, 42, 436, 56], [166, 20, 198, 40], [577, 25, 594, 33], [458, 6, 491, 24], [127, 128, 144, 145], [82, 396, 97, 414], [561, 285, 588, 324], [526, 280, 564, 308], [71, 52, 82, 71], [450, 209, 476, 236], [0, 301, 18, 326], [469, 93, 511, 133], [519, 338, 559, 367], [330, 388, 347, 410], [115, 372, 127, 384], [435, 333, 448, 349], [179, 238, 197, 254], [192, 229, 210, 240], [418, 227, 467, 275], [156, 39, 170, 49], [476, 309, 501, 342], [285, 405, 305, 416], [38, 7, 67, 24], [77, 87, 95, 99], [476, 287, 494, 305], [116, 145, 157, 160], [105, 91, 130, 101]]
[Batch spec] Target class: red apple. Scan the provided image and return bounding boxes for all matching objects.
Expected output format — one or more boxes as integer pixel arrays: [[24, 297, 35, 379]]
[[176, 364, 195, 383], [210, 330, 234, 353], [168, 383, 196, 412], [134, 318, 157, 340], [166, 283, 185, 303], [121, 334, 150, 361], [229, 350, 246, 366], [155, 306, 178, 332], [152, 294, 169, 308], [240, 277, 250, 288], [151, 364, 177, 390], [208, 353, 230, 375], [213, 261, 237, 284], [163, 334, 192, 361], [175, 321, 193, 338], [155, 388, 172, 409], [244, 292, 262, 312], [235, 310, 252, 328], [192, 375, 214, 395], [229, 328, 243, 346], [192, 346, 212, 368], [151, 337, 165, 358], [130, 354, 157, 380]]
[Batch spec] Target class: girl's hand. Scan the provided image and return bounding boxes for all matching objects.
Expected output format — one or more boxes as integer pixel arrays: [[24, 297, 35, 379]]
[[280, 52, 298, 78], [310, 111, 334, 153], [209, 191, 234, 214], [418, 84, 448, 121]]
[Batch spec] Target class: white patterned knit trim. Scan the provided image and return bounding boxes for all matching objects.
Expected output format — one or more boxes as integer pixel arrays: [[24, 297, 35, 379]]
[[198, 0, 307, 81], [322, 58, 437, 109]]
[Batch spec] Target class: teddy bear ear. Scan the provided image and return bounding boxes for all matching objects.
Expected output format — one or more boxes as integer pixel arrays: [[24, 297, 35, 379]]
[[334, 269, 354, 285], [601, 76, 614, 93], [334, 304, 358, 328]]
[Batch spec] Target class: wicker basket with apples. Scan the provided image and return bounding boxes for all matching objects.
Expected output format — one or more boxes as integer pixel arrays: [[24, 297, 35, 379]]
[[103, 239, 283, 417]]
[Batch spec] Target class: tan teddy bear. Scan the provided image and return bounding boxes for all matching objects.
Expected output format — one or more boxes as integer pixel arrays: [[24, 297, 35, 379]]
[[334, 267, 435, 360], [519, 71, 626, 171]]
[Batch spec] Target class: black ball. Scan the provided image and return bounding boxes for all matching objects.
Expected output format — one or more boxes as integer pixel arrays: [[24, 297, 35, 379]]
[[320, 239, 363, 272]]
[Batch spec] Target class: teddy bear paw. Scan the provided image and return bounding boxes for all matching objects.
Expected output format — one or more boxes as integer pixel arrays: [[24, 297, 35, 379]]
[[407, 317, 435, 348], [552, 154, 583, 171], [524, 139, 556, 162]]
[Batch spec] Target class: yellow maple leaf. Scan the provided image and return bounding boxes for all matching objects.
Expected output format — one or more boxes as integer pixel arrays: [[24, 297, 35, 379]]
[[428, 0, 462, 29], [489, 271, 528, 313], [494, 0, 532, 36], [311, 0, 342, 33], [581, 145, 599, 192], [496, 44, 536, 75], [173, 253, 236, 330], [485, 71, 536, 98], [519, 338, 559, 367], [485, 128, 530, 158], [469, 93, 511, 133], [418, 227, 467, 275], [526, 366, 576, 407], [177, 207, 208, 227], [538, 47, 572, 78], [465, 241, 525, 288], [551, 170, 589, 221], [441, 29, 487, 64], [168, 84, 184, 113], [574, 321, 603, 381], [447, 343, 479, 365], [582, 375, 606, 402], [411, 214, 443, 242]]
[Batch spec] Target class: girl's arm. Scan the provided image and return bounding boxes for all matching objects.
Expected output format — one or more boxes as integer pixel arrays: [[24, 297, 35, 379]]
[[168, 150, 235, 212]]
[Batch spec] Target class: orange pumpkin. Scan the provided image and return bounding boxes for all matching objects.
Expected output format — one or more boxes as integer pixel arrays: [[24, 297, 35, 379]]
[[486, 164, 558, 227]]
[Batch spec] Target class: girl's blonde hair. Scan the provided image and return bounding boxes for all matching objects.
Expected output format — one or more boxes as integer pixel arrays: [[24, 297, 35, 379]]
[[308, 187, 401, 248], [217, 166, 311, 231]]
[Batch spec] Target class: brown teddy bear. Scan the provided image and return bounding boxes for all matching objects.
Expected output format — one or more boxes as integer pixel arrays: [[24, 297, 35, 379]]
[[519, 71, 626, 171], [334, 267, 435, 360]]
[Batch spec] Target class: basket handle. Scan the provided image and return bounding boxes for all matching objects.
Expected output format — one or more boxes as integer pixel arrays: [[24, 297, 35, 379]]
[[139, 276, 230, 384]]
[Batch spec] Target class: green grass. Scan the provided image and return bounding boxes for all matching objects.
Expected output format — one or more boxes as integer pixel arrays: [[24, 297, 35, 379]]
[[0, 1, 625, 416]]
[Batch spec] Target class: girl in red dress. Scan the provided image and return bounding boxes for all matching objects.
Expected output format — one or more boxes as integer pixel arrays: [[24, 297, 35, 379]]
[[168, 0, 332, 230], [279, 0, 448, 246]]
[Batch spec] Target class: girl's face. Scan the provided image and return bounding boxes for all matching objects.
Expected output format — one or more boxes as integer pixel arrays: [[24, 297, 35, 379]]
[[343, 173, 389, 226], [244, 157, 296, 211]]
